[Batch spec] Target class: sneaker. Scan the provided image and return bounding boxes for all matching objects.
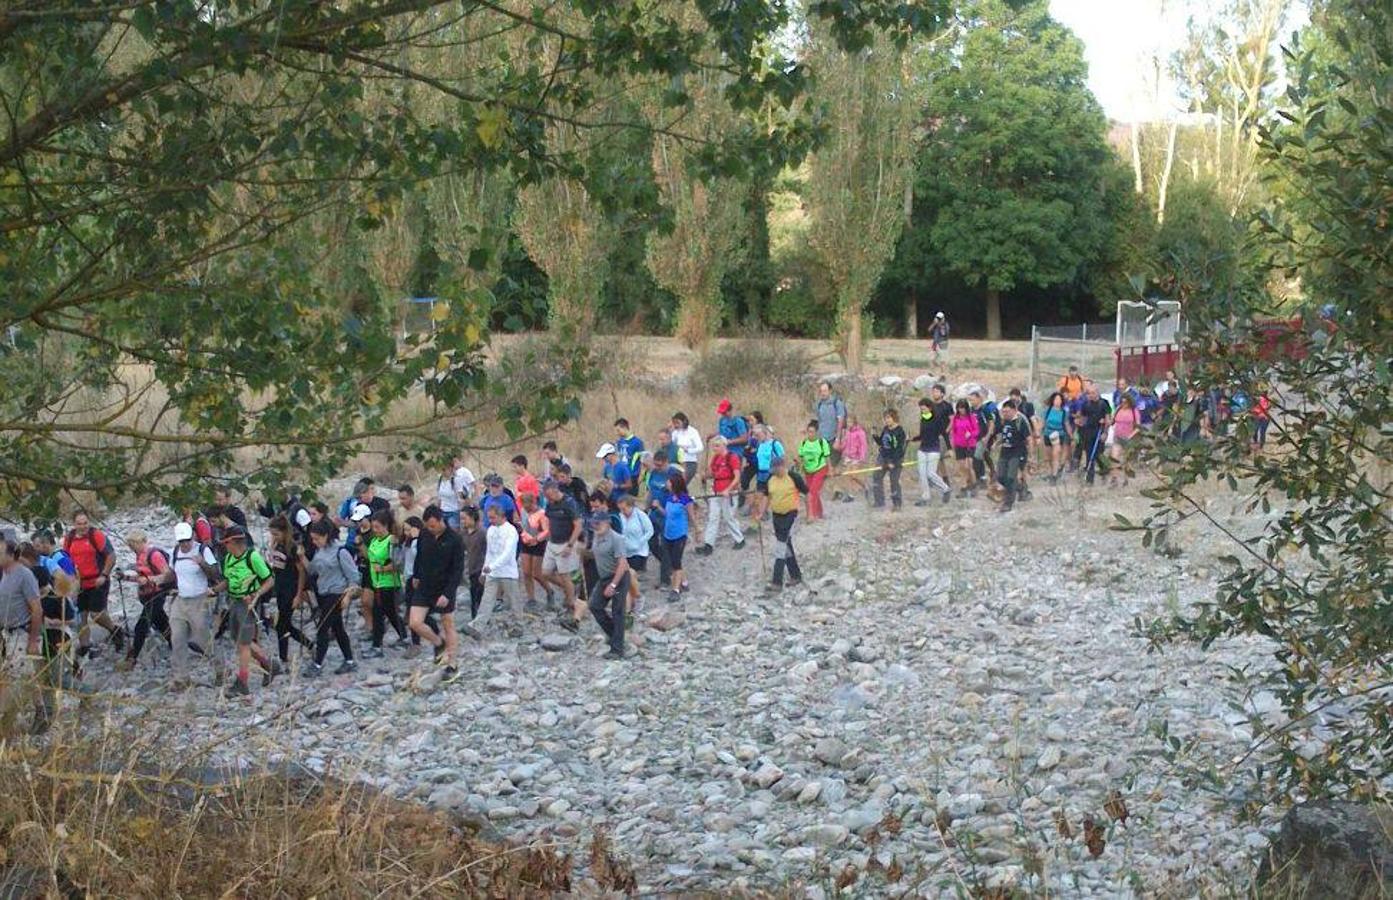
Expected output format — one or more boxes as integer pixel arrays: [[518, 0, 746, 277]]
[[442, 665, 461, 683], [302, 662, 323, 679], [602, 649, 625, 661], [764, 583, 783, 595], [694, 544, 714, 557], [914, 499, 928, 507], [363, 646, 385, 660], [224, 679, 251, 698], [334, 659, 358, 675], [110, 630, 126, 652], [667, 590, 683, 603], [787, 578, 804, 589], [557, 617, 580, 634], [731, 540, 746, 550], [263, 659, 282, 687], [679, 582, 691, 594]]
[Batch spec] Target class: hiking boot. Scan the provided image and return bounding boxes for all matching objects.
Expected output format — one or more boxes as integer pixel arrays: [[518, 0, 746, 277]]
[[694, 544, 714, 557], [602, 649, 625, 661], [362, 646, 385, 659], [302, 662, 323, 679], [263, 659, 282, 687], [914, 499, 929, 507], [334, 659, 358, 675], [764, 582, 783, 596], [556, 617, 580, 634], [224, 679, 251, 698], [731, 540, 746, 550], [667, 590, 683, 604]]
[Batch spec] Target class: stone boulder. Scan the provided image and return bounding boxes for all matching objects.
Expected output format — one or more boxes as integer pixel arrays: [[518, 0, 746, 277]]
[[1258, 800, 1393, 899]]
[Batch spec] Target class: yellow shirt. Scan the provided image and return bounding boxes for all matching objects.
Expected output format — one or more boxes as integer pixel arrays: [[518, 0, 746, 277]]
[[767, 473, 805, 515]]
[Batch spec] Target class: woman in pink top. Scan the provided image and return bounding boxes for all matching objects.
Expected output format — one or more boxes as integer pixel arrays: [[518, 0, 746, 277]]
[[1109, 394, 1140, 486], [516, 491, 549, 603], [836, 416, 869, 500], [949, 400, 981, 497]]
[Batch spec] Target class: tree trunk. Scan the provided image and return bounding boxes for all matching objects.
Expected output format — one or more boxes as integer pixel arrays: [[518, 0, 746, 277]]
[[844, 305, 864, 373], [1130, 120, 1144, 194], [904, 287, 918, 338], [1156, 119, 1179, 224], [985, 288, 1002, 341]]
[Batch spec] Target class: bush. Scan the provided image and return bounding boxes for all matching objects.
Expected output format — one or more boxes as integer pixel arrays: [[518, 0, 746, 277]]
[[688, 331, 814, 395]]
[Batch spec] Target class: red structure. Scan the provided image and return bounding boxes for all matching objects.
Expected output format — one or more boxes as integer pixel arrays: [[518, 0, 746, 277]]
[[1115, 344, 1182, 385]]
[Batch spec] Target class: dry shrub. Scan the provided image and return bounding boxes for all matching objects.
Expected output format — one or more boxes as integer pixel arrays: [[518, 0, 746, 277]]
[[687, 331, 813, 396]]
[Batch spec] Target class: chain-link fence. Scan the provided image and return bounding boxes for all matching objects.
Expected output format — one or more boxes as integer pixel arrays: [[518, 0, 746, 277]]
[[1028, 323, 1117, 398]]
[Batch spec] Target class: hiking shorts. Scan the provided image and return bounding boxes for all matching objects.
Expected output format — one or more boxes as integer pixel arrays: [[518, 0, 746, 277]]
[[542, 542, 581, 575], [228, 598, 259, 646], [76, 581, 109, 614]]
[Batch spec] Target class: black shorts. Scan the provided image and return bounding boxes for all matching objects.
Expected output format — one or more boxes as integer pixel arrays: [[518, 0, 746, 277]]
[[409, 591, 455, 614], [953, 447, 973, 460], [521, 541, 546, 558], [626, 555, 648, 572], [76, 582, 109, 614], [664, 537, 687, 570]]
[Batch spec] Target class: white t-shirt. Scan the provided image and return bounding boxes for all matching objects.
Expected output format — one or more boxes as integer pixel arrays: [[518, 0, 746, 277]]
[[672, 426, 704, 464], [170, 542, 218, 598], [435, 467, 476, 514], [483, 521, 519, 580]]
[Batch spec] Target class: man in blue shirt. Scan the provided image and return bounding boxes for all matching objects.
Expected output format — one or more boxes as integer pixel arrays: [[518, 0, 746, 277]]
[[714, 399, 749, 453], [613, 418, 645, 472], [597, 443, 635, 501], [478, 474, 519, 528]]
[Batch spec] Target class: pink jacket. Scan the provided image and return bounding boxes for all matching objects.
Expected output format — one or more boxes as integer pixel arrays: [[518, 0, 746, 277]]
[[841, 426, 868, 462], [950, 414, 980, 450]]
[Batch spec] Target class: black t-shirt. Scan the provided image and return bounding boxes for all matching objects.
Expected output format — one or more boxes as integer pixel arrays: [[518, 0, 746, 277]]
[[225, 505, 249, 530], [1079, 399, 1110, 430], [545, 496, 581, 545], [366, 496, 391, 515], [998, 418, 1031, 458]]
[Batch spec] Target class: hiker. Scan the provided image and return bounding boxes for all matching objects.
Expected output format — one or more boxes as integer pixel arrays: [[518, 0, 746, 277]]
[[697, 435, 745, 553], [996, 400, 1031, 513], [517, 490, 549, 607], [541, 479, 585, 632], [737, 412, 764, 505], [586, 512, 632, 661], [1077, 384, 1112, 485], [1109, 393, 1141, 486], [617, 494, 653, 612], [797, 420, 832, 521], [511, 455, 541, 503], [540, 441, 571, 476], [117, 529, 173, 671], [714, 399, 750, 455], [764, 457, 809, 594], [670, 412, 705, 482], [597, 443, 635, 500], [661, 471, 694, 601], [614, 418, 645, 472], [1041, 392, 1071, 481], [365, 509, 408, 656], [1, 539, 60, 734], [873, 409, 907, 511], [64, 512, 123, 658], [950, 400, 981, 497], [914, 393, 952, 506], [554, 463, 590, 513], [395, 484, 425, 520], [464, 504, 521, 644], [930, 311, 950, 365], [478, 473, 519, 528], [643, 450, 677, 589], [813, 380, 848, 467], [750, 423, 785, 524], [409, 506, 463, 678], [1057, 365, 1085, 401], [302, 519, 360, 677], [835, 415, 869, 502], [166, 522, 224, 689], [264, 516, 312, 664], [432, 459, 476, 530], [456, 506, 486, 619], [218, 525, 281, 697], [968, 390, 999, 484]]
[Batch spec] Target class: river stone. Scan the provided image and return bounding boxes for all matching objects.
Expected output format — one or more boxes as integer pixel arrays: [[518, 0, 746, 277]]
[[1258, 800, 1393, 899]]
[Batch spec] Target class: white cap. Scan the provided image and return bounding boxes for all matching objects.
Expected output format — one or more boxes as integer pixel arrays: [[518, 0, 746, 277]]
[[294, 508, 312, 529], [350, 504, 372, 522], [173, 522, 194, 542], [935, 311, 945, 319], [595, 442, 617, 459]]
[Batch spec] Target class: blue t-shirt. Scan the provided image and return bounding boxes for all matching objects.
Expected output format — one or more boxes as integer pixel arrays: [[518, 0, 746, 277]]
[[662, 496, 692, 540], [718, 415, 748, 448], [616, 433, 644, 469], [646, 466, 675, 509], [480, 492, 517, 529], [1043, 407, 1068, 434], [603, 460, 634, 497], [755, 438, 785, 477]]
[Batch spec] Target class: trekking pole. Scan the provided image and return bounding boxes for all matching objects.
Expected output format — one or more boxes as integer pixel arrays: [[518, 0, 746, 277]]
[[114, 576, 131, 644]]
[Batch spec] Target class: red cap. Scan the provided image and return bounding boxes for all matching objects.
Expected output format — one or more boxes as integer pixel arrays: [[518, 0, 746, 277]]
[[716, 398, 732, 415]]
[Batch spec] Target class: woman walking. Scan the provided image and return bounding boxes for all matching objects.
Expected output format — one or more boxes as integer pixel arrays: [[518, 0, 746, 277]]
[[797, 420, 832, 521], [364, 509, 408, 657], [266, 515, 312, 664], [117, 530, 171, 671], [517, 491, 550, 605], [764, 457, 809, 593], [662, 472, 694, 601], [1040, 392, 1071, 482], [950, 400, 981, 497], [670, 412, 705, 483], [1109, 394, 1140, 486], [303, 520, 358, 677]]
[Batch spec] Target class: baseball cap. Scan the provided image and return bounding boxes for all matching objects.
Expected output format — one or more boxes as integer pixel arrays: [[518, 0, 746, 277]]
[[716, 398, 732, 415], [483, 472, 504, 487], [596, 442, 617, 459], [350, 503, 372, 522], [221, 524, 248, 543], [294, 508, 312, 529], [173, 522, 194, 542], [934, 311, 945, 319]]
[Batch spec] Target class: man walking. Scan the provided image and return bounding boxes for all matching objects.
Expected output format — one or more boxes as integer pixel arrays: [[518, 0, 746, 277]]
[[165, 521, 224, 689], [995, 401, 1031, 512], [696, 435, 745, 555], [1, 539, 57, 733], [541, 480, 586, 633], [63, 512, 123, 658], [410, 506, 464, 677], [930, 312, 950, 365], [914, 390, 953, 506], [813, 381, 848, 466], [586, 513, 632, 661], [219, 525, 281, 697], [1077, 384, 1112, 485]]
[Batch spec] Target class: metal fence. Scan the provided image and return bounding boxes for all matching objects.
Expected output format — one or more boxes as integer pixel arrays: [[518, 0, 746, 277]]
[[1027, 323, 1117, 398]]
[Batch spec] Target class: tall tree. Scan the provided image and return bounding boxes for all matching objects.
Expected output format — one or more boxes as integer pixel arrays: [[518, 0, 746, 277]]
[[805, 25, 920, 372], [915, 0, 1115, 339]]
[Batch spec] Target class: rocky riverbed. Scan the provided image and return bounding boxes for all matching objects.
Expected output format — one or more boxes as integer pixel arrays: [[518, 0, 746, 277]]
[[55, 480, 1285, 896]]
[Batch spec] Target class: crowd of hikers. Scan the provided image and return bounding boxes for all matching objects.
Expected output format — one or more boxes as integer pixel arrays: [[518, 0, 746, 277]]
[[0, 365, 1262, 726]]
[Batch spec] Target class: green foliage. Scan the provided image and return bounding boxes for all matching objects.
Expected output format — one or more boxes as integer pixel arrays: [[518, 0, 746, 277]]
[[687, 332, 814, 396], [1151, 179, 1264, 303], [1130, 0, 1392, 802], [914, 0, 1117, 306], [0, 0, 932, 520]]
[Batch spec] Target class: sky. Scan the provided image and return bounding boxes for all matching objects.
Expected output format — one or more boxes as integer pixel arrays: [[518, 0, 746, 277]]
[[1049, 0, 1309, 122]]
